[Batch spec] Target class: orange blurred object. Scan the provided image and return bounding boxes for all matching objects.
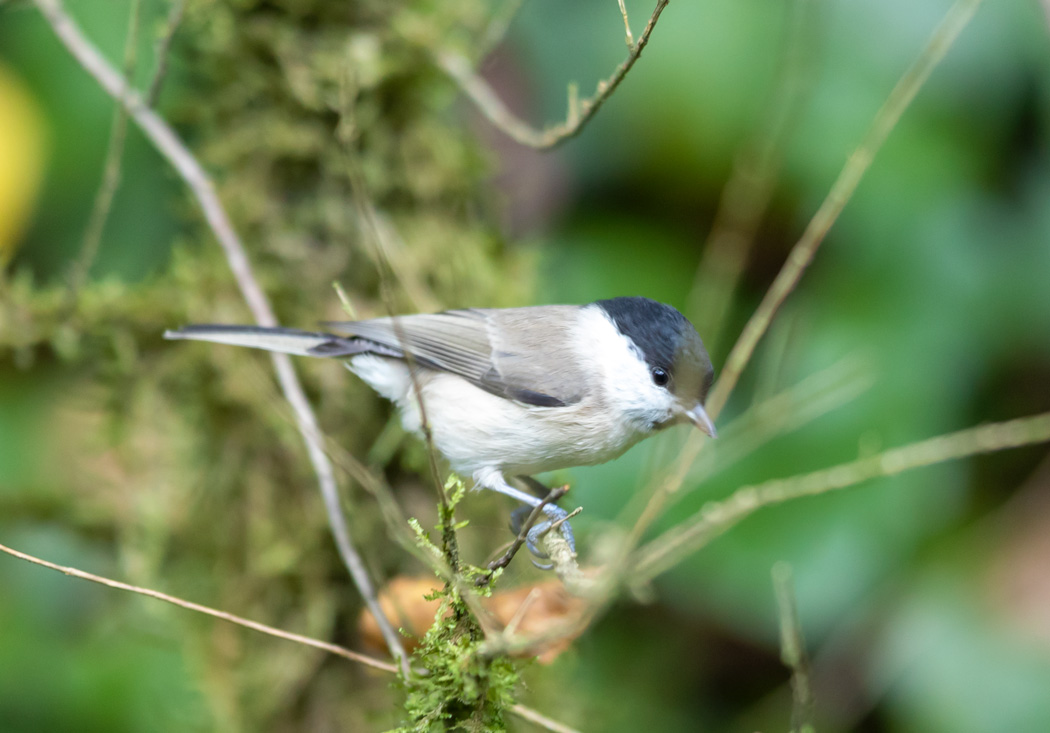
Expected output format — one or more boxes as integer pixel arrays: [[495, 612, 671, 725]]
[[358, 575, 589, 664]]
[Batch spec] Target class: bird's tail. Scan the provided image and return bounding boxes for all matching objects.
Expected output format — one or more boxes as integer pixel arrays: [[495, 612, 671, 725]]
[[164, 325, 380, 358]]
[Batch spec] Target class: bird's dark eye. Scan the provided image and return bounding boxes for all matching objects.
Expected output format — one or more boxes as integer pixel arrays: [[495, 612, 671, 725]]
[[651, 367, 669, 387]]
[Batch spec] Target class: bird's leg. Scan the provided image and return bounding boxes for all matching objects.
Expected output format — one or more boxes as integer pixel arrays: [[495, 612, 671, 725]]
[[474, 469, 577, 567], [481, 485, 569, 580]]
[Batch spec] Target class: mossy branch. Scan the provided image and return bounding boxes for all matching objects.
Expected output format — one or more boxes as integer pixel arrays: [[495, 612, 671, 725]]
[[31, 0, 408, 673]]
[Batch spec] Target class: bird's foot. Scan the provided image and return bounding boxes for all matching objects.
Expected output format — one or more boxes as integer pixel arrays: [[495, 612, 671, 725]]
[[518, 504, 577, 570]]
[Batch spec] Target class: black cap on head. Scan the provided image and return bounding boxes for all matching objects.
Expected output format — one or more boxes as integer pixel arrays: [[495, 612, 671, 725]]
[[595, 296, 715, 403]]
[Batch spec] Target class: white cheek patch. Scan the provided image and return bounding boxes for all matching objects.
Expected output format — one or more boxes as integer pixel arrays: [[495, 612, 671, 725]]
[[575, 305, 677, 429]]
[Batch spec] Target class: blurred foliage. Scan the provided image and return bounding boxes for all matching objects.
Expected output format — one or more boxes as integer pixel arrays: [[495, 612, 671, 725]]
[[2, 0, 527, 729], [0, 63, 46, 267], [2, 0, 1050, 731]]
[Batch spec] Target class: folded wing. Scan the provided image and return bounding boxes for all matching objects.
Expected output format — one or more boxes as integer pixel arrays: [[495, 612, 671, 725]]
[[325, 307, 586, 407]]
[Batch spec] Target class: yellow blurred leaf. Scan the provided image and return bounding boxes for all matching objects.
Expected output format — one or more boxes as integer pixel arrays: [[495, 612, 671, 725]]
[[0, 62, 47, 267]]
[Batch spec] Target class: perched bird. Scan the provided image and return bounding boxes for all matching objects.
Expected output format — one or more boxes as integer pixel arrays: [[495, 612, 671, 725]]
[[165, 296, 717, 563]]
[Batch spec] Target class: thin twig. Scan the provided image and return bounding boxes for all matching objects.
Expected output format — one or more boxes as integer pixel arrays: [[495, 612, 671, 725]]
[[539, 509, 589, 593], [145, 0, 186, 106], [617, 0, 635, 48], [508, 703, 582, 733], [0, 540, 579, 733], [32, 0, 408, 675], [480, 486, 569, 583], [624, 355, 872, 543], [620, 0, 982, 563], [342, 156, 454, 550], [773, 563, 815, 733], [479, 0, 525, 57], [635, 410, 1050, 581], [65, 0, 142, 300], [0, 540, 397, 673], [546, 507, 582, 534], [338, 149, 502, 627], [704, 0, 984, 421], [436, 0, 669, 149]]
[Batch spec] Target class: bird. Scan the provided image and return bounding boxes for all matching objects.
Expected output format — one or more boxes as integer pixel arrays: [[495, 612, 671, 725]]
[[165, 296, 717, 564]]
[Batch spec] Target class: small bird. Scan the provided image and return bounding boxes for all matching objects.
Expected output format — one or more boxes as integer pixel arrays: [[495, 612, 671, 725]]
[[165, 296, 717, 563]]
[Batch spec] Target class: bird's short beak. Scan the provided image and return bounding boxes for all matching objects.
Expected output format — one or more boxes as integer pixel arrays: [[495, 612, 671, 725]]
[[685, 403, 717, 438]]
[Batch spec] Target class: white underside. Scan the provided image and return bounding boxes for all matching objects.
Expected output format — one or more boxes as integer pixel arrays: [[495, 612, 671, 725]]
[[347, 305, 678, 492]]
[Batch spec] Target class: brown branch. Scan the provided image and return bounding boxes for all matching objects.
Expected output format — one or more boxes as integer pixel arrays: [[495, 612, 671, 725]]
[[437, 0, 669, 149], [635, 410, 1050, 582], [0, 540, 397, 673], [32, 0, 408, 675], [0, 540, 580, 733], [704, 0, 984, 421]]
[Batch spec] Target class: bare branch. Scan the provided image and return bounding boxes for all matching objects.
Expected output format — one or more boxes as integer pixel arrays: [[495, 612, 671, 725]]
[[635, 410, 1050, 582], [0, 540, 580, 733], [437, 0, 669, 149], [617, 0, 635, 48], [32, 0, 408, 674], [704, 0, 984, 421], [624, 355, 872, 544], [0, 540, 397, 673]]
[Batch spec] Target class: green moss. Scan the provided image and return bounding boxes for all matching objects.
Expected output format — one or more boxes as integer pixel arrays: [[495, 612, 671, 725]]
[[397, 585, 518, 732], [399, 475, 518, 732]]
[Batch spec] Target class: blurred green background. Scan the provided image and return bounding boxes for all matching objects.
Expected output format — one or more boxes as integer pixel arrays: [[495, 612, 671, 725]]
[[2, 0, 1050, 730]]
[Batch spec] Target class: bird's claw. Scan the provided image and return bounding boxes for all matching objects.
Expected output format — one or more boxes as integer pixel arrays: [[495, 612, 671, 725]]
[[508, 500, 577, 569], [525, 504, 576, 568]]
